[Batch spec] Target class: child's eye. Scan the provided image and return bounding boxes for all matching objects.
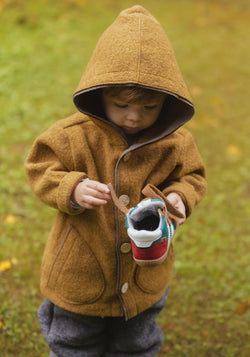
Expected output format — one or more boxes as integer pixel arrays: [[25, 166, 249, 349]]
[[144, 105, 157, 110], [114, 102, 128, 108]]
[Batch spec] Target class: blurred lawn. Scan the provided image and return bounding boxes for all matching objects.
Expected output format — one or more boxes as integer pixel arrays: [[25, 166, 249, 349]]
[[0, 0, 249, 356]]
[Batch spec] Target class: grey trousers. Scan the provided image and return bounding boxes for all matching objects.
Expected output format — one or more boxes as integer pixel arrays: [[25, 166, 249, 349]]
[[38, 288, 169, 357]]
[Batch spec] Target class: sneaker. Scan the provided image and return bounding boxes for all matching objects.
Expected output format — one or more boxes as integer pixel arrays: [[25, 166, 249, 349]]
[[108, 183, 182, 266], [125, 199, 175, 266]]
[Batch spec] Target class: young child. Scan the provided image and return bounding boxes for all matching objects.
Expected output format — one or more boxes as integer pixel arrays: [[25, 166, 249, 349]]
[[25, 5, 206, 356]]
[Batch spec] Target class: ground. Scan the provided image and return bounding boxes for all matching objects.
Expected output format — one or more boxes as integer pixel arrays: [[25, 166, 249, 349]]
[[0, 0, 249, 356]]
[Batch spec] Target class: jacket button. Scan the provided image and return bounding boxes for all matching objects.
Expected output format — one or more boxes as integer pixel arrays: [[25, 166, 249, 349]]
[[118, 194, 130, 206], [121, 282, 129, 294], [123, 152, 131, 162], [120, 242, 131, 254]]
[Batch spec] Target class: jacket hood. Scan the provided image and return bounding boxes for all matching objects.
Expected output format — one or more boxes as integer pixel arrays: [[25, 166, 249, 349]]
[[73, 5, 194, 137]]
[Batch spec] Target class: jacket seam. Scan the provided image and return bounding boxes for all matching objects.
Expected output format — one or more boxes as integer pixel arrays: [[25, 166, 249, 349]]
[[46, 224, 72, 285], [136, 14, 141, 82]]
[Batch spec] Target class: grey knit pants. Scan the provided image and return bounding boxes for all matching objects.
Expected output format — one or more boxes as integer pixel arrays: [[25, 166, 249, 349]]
[[38, 288, 169, 357]]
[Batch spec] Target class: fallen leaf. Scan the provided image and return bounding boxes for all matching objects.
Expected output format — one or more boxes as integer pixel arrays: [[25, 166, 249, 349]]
[[237, 300, 248, 314], [0, 260, 12, 272], [0, 321, 3, 328], [202, 330, 209, 337], [198, 217, 207, 225], [4, 214, 17, 224], [227, 145, 241, 156], [10, 144, 26, 153], [160, 346, 169, 353], [162, 323, 176, 330], [11, 257, 19, 265]]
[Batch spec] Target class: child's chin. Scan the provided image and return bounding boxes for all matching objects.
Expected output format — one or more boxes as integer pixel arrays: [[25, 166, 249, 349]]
[[123, 127, 140, 134]]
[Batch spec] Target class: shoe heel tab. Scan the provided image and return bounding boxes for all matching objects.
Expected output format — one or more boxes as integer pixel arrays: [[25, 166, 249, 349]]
[[108, 183, 129, 214], [142, 184, 184, 219]]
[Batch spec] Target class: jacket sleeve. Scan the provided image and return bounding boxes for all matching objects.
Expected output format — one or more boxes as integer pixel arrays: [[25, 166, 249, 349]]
[[24, 123, 87, 215], [162, 130, 207, 217]]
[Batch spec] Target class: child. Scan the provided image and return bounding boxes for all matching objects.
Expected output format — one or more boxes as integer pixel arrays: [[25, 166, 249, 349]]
[[25, 5, 206, 357]]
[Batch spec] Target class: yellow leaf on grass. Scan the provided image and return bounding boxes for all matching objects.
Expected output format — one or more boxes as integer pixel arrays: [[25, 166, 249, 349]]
[[10, 144, 26, 153], [0, 321, 3, 328], [4, 214, 17, 224], [227, 145, 241, 156], [0, 260, 11, 272], [11, 257, 18, 265]]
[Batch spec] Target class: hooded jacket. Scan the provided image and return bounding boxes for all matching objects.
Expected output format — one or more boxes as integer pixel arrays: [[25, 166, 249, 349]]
[[25, 6, 206, 319]]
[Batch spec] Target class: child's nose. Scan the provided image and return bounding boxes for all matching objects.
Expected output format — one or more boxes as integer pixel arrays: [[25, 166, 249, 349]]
[[126, 108, 141, 121]]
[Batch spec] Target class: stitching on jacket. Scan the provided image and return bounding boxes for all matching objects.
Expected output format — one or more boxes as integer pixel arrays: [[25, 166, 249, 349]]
[[136, 14, 141, 82], [46, 224, 72, 284]]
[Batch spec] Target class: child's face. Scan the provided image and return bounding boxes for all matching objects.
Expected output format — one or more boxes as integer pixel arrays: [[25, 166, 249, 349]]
[[103, 91, 166, 135]]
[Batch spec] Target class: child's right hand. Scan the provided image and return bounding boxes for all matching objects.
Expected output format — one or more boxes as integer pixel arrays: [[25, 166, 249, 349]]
[[72, 179, 111, 209]]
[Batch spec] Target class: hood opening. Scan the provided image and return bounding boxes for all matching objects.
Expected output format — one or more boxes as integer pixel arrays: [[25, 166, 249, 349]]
[[73, 84, 194, 135]]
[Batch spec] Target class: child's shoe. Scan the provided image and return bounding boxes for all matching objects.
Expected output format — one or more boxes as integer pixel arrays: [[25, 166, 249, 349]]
[[108, 183, 184, 266], [125, 199, 175, 266]]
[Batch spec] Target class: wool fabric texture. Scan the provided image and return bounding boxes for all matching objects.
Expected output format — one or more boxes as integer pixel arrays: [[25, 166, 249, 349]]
[[25, 5, 206, 320]]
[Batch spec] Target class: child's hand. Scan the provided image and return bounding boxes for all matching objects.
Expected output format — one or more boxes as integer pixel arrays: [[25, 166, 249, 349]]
[[166, 193, 186, 225], [72, 179, 111, 209]]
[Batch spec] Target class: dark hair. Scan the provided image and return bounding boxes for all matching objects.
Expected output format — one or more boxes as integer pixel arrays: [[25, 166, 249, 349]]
[[102, 85, 166, 103]]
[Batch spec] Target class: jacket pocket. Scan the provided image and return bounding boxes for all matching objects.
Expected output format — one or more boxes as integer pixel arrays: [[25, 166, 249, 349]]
[[47, 224, 105, 304], [135, 245, 174, 294]]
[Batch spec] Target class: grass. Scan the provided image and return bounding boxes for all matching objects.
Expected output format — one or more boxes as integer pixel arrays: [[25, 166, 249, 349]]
[[0, 0, 249, 356]]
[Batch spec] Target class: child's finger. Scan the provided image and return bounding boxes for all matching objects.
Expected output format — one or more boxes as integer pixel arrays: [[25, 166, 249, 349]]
[[79, 195, 109, 208], [84, 179, 110, 194], [80, 185, 111, 200]]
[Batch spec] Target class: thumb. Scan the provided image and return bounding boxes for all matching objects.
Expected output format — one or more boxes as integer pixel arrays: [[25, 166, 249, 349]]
[[166, 193, 186, 225]]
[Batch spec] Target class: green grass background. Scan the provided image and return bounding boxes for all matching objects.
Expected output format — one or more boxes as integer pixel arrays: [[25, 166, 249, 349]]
[[0, 0, 249, 356]]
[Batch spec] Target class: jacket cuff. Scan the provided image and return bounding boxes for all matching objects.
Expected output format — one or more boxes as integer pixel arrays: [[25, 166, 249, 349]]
[[57, 172, 87, 214]]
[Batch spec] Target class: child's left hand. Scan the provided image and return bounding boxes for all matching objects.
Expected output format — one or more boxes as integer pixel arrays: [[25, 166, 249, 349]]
[[166, 193, 186, 225]]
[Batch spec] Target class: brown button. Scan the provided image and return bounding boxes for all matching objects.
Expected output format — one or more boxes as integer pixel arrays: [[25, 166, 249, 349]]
[[123, 152, 131, 162], [118, 194, 130, 206], [121, 282, 129, 294], [120, 242, 132, 254]]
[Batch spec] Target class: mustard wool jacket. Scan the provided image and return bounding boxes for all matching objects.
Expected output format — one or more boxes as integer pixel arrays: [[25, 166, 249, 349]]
[[25, 6, 207, 320]]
